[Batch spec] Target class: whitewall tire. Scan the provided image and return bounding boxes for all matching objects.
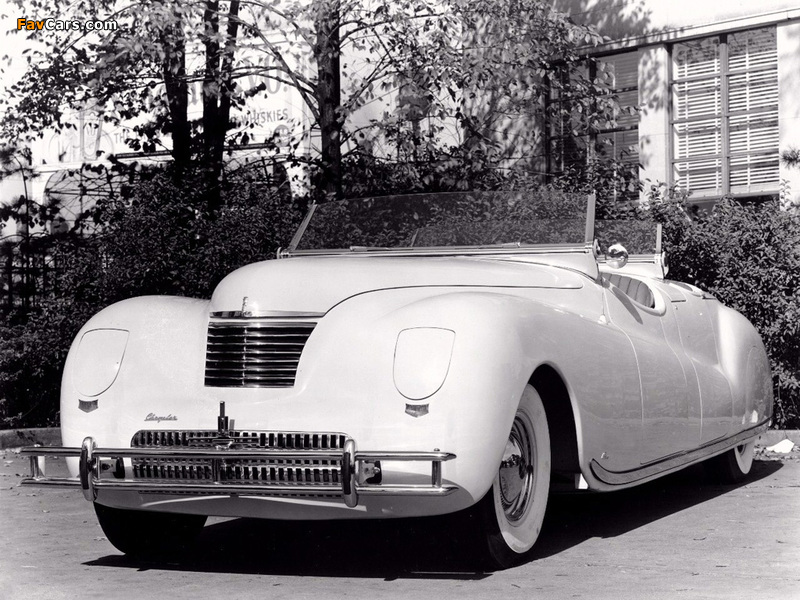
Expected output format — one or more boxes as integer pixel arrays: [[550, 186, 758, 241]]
[[478, 384, 551, 569], [706, 439, 756, 484]]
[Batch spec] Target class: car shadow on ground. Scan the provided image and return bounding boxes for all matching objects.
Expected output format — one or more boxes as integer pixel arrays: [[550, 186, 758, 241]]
[[530, 459, 782, 560], [84, 459, 782, 579]]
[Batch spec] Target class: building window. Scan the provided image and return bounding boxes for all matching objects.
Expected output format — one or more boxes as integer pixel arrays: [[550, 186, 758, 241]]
[[671, 28, 778, 199], [547, 51, 639, 198], [595, 52, 640, 168]]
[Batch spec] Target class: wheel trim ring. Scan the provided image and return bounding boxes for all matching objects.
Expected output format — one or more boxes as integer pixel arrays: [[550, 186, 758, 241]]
[[498, 415, 535, 523], [734, 440, 755, 472]]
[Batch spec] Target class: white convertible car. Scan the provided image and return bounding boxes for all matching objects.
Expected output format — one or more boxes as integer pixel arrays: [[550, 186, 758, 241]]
[[21, 191, 773, 568]]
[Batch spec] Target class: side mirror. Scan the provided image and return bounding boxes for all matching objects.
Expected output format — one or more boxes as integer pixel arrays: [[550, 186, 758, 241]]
[[606, 243, 629, 269]]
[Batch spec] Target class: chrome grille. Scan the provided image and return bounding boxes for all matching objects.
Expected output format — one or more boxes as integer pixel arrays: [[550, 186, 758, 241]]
[[204, 319, 316, 387], [131, 429, 346, 488]]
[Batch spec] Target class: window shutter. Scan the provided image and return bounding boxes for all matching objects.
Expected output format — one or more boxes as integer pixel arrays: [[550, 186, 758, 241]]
[[727, 28, 779, 193], [671, 28, 778, 198], [672, 38, 722, 195]]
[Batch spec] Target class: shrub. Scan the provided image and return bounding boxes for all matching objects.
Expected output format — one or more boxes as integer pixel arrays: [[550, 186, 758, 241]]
[[644, 188, 800, 429]]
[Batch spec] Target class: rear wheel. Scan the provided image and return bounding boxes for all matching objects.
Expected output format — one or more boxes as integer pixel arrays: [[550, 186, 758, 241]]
[[476, 384, 551, 569], [705, 440, 756, 484], [94, 503, 207, 558]]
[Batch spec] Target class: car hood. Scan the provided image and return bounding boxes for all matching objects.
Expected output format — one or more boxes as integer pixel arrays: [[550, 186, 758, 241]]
[[208, 255, 585, 315]]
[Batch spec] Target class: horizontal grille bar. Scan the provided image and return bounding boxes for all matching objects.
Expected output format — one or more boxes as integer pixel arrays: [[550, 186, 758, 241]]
[[132, 429, 347, 449], [131, 429, 347, 488], [204, 318, 316, 388]]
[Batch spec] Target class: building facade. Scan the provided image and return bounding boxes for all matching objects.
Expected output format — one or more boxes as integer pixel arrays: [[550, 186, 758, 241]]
[[554, 0, 800, 207]]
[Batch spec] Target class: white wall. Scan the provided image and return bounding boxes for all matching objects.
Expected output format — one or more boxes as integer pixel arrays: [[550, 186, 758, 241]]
[[554, 0, 800, 46], [778, 21, 800, 208], [637, 45, 670, 195]]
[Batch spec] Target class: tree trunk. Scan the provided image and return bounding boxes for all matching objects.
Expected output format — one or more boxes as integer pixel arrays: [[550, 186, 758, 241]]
[[162, 22, 190, 175], [200, 0, 241, 213], [202, 0, 222, 212], [214, 0, 240, 176], [313, 0, 342, 201]]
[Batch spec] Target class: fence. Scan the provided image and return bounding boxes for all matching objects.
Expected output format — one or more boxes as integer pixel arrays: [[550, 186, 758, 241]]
[[1, 235, 61, 316]]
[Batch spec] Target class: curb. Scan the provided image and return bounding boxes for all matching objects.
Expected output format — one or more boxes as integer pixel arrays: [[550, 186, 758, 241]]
[[756, 429, 800, 447], [2, 427, 799, 450], [0, 427, 62, 450]]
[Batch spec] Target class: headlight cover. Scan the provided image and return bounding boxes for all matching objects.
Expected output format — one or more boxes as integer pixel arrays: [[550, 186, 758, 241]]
[[393, 328, 455, 400], [73, 328, 130, 397]]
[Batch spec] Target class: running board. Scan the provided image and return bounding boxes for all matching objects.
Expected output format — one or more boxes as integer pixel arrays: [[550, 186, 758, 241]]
[[590, 420, 769, 486]]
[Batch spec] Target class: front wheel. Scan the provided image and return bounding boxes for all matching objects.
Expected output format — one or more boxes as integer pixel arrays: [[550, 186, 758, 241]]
[[94, 503, 207, 558], [705, 439, 756, 484], [476, 384, 551, 569]]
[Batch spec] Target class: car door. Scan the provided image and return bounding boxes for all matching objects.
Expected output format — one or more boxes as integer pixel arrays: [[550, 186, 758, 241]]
[[601, 273, 698, 464]]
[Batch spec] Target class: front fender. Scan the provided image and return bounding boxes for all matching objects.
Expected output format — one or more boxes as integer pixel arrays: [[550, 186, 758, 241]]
[[61, 296, 212, 456]]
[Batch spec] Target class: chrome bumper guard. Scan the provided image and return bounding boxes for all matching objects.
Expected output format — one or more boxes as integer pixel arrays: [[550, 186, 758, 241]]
[[20, 437, 457, 508]]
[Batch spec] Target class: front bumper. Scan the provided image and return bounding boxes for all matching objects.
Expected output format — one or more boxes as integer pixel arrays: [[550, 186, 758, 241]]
[[20, 437, 457, 509]]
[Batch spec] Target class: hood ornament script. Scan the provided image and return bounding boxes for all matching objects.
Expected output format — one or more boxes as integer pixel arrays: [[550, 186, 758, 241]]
[[241, 296, 252, 317], [144, 413, 177, 422]]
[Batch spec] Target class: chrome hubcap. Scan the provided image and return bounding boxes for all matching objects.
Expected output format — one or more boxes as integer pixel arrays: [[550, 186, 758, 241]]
[[498, 416, 534, 522]]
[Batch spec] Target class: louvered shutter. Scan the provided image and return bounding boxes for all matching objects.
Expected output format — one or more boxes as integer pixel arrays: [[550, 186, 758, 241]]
[[727, 28, 779, 193], [672, 38, 722, 195], [671, 28, 778, 197]]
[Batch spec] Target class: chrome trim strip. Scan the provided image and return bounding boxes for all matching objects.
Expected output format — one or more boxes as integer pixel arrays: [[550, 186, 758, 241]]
[[209, 311, 325, 319], [584, 192, 596, 244], [19, 440, 458, 505], [19, 477, 459, 497], [590, 421, 769, 486], [287, 202, 318, 251], [20, 476, 81, 487], [18, 447, 457, 463], [358, 451, 457, 462], [282, 243, 595, 259]]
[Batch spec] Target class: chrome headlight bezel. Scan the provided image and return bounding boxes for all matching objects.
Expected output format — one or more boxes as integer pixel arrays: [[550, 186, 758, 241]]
[[72, 328, 130, 397], [393, 327, 455, 401]]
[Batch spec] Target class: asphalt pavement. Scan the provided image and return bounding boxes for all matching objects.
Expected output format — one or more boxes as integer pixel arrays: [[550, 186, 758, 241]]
[[1, 449, 798, 600]]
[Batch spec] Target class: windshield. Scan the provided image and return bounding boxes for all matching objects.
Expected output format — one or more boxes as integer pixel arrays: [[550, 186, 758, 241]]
[[594, 220, 660, 256], [291, 191, 591, 252]]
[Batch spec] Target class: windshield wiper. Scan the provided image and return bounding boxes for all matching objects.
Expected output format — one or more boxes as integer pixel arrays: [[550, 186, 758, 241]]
[[349, 245, 395, 252]]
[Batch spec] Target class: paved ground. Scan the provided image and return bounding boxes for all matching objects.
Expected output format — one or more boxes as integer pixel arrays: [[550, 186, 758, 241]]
[[1, 450, 798, 600]]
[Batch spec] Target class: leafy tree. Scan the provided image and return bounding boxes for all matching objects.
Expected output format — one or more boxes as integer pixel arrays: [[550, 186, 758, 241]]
[[0, 0, 447, 201], [2, 0, 622, 202]]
